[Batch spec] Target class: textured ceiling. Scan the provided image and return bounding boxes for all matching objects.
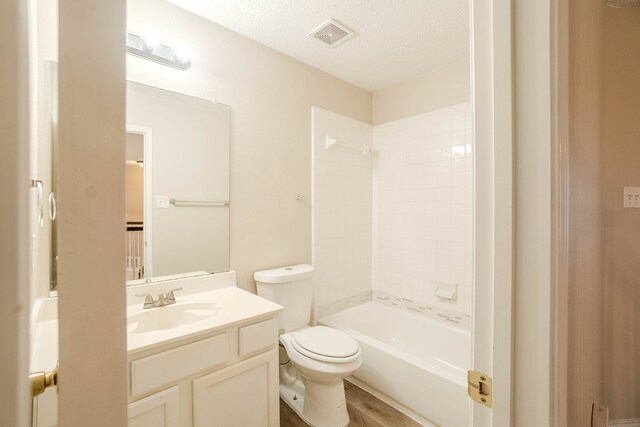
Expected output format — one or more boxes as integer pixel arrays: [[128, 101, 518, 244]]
[[165, 0, 469, 92]]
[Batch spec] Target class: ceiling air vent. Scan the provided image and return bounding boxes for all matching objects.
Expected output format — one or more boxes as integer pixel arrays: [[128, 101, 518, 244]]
[[308, 19, 355, 48]]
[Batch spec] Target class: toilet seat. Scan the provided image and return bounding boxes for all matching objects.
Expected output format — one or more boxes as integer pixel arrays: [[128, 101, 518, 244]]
[[290, 326, 360, 364]]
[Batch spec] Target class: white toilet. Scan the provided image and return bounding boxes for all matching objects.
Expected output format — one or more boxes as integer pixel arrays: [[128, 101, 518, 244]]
[[254, 264, 362, 427]]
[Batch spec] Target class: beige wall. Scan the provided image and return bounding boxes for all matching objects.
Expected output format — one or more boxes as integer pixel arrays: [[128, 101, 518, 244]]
[[372, 60, 470, 125], [566, 0, 606, 425], [564, 2, 640, 423], [601, 5, 640, 420], [127, 0, 372, 292]]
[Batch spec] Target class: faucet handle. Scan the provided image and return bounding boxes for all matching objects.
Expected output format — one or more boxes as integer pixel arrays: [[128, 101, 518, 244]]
[[135, 293, 156, 309], [136, 293, 154, 302], [166, 287, 183, 302]]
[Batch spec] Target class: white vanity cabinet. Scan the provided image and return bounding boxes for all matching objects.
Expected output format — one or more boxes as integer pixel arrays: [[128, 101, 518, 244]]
[[128, 387, 180, 427], [127, 316, 280, 427], [192, 351, 277, 427]]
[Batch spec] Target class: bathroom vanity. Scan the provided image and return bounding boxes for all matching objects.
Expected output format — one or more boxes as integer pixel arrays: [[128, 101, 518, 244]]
[[126, 272, 283, 427], [32, 272, 283, 427]]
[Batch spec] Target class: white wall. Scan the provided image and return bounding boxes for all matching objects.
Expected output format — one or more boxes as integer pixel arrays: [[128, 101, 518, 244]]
[[372, 103, 473, 322], [311, 102, 473, 324], [127, 0, 372, 292], [368, 56, 472, 322], [312, 108, 373, 317]]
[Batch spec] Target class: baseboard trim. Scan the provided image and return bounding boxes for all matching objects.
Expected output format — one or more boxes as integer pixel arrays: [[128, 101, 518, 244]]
[[610, 419, 640, 427]]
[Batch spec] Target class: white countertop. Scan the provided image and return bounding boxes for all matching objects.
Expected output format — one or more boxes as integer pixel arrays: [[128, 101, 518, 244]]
[[31, 271, 283, 368], [126, 286, 283, 354]]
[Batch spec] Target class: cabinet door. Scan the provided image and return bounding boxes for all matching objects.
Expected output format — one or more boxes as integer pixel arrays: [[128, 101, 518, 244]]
[[193, 350, 279, 427], [128, 386, 179, 427]]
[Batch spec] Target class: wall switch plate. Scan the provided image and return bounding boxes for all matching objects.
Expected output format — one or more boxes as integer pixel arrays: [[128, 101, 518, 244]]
[[623, 187, 640, 208], [156, 196, 171, 209]]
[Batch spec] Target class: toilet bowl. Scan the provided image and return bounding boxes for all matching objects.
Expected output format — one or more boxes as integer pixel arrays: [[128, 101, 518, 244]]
[[254, 265, 362, 427], [283, 326, 361, 380], [279, 326, 362, 427]]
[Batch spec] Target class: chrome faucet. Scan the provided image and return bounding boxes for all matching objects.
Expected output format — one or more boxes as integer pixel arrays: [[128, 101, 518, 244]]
[[136, 287, 183, 309]]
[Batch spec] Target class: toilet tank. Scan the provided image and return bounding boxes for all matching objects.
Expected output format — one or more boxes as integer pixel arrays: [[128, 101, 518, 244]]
[[254, 264, 314, 332]]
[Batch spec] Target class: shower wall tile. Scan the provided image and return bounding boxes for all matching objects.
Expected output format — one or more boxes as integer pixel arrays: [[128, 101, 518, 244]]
[[312, 107, 373, 313], [372, 102, 473, 316]]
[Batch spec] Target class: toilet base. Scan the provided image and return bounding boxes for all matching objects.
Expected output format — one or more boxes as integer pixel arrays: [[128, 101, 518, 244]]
[[279, 366, 350, 427]]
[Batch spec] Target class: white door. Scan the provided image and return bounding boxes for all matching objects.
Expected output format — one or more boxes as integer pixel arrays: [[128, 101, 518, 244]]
[[1, 1, 33, 426], [6, 1, 128, 425], [470, 0, 513, 425]]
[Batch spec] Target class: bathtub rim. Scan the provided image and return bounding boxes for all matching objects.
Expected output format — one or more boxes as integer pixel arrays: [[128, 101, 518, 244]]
[[320, 301, 471, 383]]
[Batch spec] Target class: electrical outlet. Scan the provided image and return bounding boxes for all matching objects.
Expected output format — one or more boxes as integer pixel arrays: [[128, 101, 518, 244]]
[[623, 187, 640, 208]]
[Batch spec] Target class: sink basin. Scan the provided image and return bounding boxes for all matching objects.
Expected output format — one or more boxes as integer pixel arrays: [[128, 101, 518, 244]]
[[128, 302, 220, 334]]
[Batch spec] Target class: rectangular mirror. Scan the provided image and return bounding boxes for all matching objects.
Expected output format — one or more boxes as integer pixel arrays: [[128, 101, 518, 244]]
[[47, 65, 231, 289], [125, 82, 230, 284]]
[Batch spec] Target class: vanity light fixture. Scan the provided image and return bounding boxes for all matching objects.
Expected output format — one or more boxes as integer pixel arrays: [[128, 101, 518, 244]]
[[126, 32, 192, 70]]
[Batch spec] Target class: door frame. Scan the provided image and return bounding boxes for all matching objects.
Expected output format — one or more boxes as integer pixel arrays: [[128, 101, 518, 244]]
[[550, 0, 569, 425], [469, 0, 514, 425], [126, 124, 154, 279]]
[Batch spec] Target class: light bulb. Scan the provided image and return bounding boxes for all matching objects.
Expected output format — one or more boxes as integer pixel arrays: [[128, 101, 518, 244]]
[[173, 45, 191, 65], [142, 34, 158, 53]]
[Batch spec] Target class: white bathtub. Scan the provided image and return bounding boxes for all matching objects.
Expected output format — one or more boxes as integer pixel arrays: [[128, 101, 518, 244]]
[[320, 302, 470, 427]]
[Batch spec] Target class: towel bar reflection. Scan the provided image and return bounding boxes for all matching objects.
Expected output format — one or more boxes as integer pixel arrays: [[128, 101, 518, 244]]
[[169, 198, 230, 207]]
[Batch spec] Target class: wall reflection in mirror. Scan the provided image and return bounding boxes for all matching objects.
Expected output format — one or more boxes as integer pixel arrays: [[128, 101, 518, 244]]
[[47, 65, 230, 289]]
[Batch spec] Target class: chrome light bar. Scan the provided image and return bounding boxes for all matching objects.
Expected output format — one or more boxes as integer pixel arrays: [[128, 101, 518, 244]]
[[126, 32, 191, 71]]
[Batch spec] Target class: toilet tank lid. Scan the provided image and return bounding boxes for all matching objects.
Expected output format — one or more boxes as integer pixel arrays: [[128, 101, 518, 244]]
[[254, 264, 314, 284]]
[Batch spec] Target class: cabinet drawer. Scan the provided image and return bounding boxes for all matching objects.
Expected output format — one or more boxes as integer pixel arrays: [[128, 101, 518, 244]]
[[238, 318, 277, 358], [131, 334, 228, 397]]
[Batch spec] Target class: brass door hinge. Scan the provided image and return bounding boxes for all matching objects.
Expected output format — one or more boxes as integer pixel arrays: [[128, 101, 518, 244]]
[[468, 370, 492, 408], [29, 363, 58, 398]]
